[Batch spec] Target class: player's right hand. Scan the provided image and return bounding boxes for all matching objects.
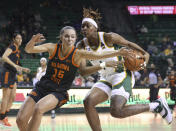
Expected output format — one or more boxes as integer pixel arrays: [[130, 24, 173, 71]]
[[31, 33, 46, 43], [118, 48, 133, 58]]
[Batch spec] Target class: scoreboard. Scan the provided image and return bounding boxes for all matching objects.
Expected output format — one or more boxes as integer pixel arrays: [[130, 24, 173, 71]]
[[128, 5, 176, 15]]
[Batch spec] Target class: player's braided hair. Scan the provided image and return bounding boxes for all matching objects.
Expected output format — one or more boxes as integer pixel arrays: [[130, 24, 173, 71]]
[[83, 8, 102, 26]]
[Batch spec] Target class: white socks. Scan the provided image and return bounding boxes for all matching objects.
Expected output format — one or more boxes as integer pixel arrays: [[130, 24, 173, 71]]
[[149, 102, 159, 112]]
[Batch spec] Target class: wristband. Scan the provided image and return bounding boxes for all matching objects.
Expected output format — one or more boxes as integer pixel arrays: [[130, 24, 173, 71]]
[[100, 62, 106, 69]]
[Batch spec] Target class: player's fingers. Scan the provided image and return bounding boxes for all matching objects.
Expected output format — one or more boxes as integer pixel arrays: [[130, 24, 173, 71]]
[[136, 55, 144, 59], [139, 62, 147, 69], [127, 54, 134, 59], [40, 38, 46, 42]]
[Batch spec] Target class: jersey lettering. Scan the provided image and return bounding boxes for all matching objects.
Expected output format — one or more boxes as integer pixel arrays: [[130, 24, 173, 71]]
[[51, 62, 69, 71], [51, 68, 65, 84]]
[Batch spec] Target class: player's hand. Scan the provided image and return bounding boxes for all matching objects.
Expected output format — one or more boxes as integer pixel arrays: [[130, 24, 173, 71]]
[[118, 48, 133, 58], [14, 65, 23, 72], [22, 67, 31, 73], [140, 52, 149, 69], [105, 60, 124, 68], [31, 33, 46, 43]]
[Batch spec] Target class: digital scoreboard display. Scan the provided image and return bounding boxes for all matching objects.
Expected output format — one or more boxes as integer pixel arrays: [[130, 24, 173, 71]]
[[127, 6, 176, 15]]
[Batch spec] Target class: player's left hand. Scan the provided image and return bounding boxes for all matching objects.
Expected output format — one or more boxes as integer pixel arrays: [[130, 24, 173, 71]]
[[118, 48, 133, 58], [22, 67, 31, 73]]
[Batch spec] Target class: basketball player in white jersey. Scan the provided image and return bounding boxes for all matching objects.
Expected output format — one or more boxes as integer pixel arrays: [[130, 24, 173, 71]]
[[33, 57, 47, 86], [77, 8, 172, 131]]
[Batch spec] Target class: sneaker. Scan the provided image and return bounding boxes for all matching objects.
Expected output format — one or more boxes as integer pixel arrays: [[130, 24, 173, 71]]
[[155, 97, 173, 124], [0, 117, 12, 127]]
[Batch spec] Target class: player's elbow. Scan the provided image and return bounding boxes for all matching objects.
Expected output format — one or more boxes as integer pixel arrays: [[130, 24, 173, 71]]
[[79, 71, 87, 77], [25, 47, 31, 53]]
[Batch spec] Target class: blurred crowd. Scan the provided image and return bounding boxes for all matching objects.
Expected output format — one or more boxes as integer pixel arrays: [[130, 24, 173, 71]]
[[0, 1, 47, 58]]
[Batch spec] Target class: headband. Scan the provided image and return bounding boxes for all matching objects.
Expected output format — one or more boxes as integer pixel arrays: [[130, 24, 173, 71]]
[[82, 18, 98, 28]]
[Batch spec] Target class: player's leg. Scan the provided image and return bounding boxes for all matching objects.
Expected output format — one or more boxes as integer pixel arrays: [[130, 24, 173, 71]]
[[0, 88, 11, 114], [110, 95, 150, 118], [110, 71, 172, 124], [27, 92, 66, 131], [0, 71, 11, 124], [83, 82, 111, 131], [0, 87, 11, 126], [16, 96, 36, 131], [109, 71, 147, 117], [149, 85, 155, 102], [6, 83, 17, 115], [1, 83, 17, 126], [110, 71, 150, 117]]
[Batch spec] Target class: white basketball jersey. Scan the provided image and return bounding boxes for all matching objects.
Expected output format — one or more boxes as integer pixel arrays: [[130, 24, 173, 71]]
[[84, 32, 124, 77], [36, 67, 46, 81]]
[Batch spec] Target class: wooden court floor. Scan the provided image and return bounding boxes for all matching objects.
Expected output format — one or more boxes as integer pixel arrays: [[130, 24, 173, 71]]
[[0, 112, 176, 131]]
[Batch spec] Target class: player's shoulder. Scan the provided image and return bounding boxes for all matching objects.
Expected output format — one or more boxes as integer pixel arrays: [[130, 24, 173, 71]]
[[8, 44, 16, 51]]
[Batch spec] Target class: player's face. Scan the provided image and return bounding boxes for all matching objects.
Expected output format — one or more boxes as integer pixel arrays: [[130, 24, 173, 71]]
[[81, 22, 97, 37], [40, 60, 47, 66], [14, 35, 22, 46], [61, 29, 77, 47]]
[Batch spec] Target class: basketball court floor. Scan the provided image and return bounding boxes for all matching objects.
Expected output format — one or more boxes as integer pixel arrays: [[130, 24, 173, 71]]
[[0, 112, 175, 131]]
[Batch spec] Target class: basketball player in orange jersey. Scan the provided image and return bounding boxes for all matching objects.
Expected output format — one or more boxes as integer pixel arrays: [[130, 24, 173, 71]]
[[0, 33, 30, 127], [16, 26, 130, 131], [76, 8, 172, 131]]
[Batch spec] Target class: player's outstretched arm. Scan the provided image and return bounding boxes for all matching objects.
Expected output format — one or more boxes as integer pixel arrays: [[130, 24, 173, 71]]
[[25, 33, 52, 54], [104, 32, 150, 67], [76, 48, 129, 60], [2, 48, 31, 73], [78, 59, 102, 76]]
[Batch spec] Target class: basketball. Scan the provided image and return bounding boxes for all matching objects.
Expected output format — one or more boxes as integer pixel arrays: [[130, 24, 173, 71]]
[[124, 49, 145, 71]]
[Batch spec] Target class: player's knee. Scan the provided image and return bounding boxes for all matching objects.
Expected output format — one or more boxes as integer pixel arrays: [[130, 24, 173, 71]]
[[83, 96, 95, 108], [1, 96, 10, 102], [110, 106, 124, 118], [2, 91, 11, 99], [16, 114, 25, 125], [11, 94, 16, 102], [34, 104, 44, 115]]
